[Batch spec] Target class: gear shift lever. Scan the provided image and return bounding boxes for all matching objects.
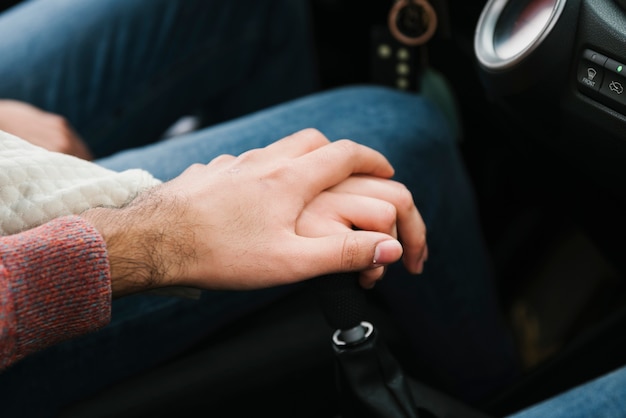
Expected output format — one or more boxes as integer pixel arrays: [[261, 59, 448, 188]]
[[314, 272, 373, 345], [314, 272, 423, 418], [313, 272, 495, 418]]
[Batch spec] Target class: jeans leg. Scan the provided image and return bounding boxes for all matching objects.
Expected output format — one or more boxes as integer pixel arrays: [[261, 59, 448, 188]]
[[0, 0, 317, 157], [507, 365, 626, 418]]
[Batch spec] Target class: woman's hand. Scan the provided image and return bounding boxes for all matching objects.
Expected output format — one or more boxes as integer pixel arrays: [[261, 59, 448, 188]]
[[0, 99, 93, 160], [296, 174, 427, 289], [82, 128, 424, 296]]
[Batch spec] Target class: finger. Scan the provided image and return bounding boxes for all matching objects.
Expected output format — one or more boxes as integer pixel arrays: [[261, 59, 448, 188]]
[[329, 176, 426, 274], [285, 232, 403, 285], [295, 140, 395, 198], [359, 266, 387, 289], [261, 128, 331, 159], [337, 194, 398, 238], [298, 192, 398, 238]]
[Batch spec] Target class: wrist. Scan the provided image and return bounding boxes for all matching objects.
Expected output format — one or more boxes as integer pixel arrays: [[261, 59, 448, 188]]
[[81, 205, 163, 297], [81, 186, 198, 297]]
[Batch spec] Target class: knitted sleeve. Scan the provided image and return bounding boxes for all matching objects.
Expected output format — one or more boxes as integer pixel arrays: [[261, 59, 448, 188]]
[[0, 215, 110, 371]]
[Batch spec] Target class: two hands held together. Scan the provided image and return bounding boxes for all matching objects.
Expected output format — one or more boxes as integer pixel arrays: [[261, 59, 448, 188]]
[[81, 128, 428, 297]]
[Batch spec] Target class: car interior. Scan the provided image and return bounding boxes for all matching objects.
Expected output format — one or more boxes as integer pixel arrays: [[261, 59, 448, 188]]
[[2, 0, 625, 417]]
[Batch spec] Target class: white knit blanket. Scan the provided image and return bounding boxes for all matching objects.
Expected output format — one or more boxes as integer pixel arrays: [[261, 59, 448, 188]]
[[0, 130, 201, 298], [0, 130, 161, 236]]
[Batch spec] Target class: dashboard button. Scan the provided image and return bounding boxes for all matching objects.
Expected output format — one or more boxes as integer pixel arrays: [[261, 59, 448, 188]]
[[583, 49, 608, 66], [599, 72, 626, 107], [604, 57, 626, 75], [578, 49, 607, 91]]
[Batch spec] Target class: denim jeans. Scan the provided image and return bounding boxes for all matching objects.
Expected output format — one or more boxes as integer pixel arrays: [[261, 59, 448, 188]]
[[0, 0, 522, 416], [0, 0, 318, 158], [507, 365, 626, 418]]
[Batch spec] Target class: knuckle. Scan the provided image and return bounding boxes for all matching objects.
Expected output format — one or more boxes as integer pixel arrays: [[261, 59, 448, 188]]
[[395, 183, 416, 213], [294, 128, 330, 148], [330, 139, 360, 160], [185, 162, 206, 174], [301, 127, 323, 138], [340, 234, 362, 270], [236, 148, 259, 163], [380, 201, 398, 229], [209, 154, 235, 165], [334, 138, 357, 152]]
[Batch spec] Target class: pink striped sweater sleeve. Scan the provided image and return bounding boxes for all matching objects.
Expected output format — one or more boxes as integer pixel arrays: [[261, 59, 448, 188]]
[[0, 215, 111, 370]]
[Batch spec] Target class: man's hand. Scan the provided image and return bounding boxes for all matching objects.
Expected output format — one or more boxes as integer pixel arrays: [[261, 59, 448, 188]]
[[82, 129, 426, 296], [0, 99, 93, 160]]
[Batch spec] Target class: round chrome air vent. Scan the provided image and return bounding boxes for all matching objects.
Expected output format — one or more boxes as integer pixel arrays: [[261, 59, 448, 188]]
[[475, 0, 567, 71]]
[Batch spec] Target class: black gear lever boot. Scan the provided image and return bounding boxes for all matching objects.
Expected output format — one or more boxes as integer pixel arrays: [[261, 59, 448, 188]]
[[314, 272, 494, 418]]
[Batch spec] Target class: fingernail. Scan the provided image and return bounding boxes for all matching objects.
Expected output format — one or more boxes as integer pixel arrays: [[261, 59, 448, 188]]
[[373, 240, 403, 266]]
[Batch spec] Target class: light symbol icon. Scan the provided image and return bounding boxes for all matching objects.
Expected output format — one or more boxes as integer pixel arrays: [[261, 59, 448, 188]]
[[587, 68, 597, 80]]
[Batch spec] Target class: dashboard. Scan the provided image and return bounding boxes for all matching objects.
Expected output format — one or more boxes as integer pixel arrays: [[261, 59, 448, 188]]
[[474, 0, 626, 202]]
